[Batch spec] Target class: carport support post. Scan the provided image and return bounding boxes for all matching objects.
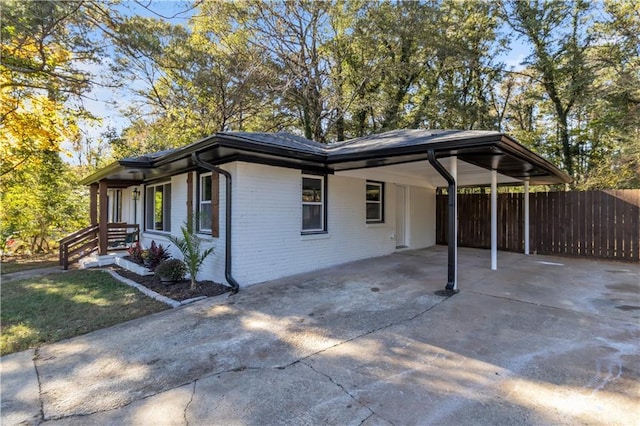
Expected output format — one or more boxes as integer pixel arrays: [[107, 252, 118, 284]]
[[450, 157, 458, 289], [524, 180, 530, 255], [491, 169, 497, 271]]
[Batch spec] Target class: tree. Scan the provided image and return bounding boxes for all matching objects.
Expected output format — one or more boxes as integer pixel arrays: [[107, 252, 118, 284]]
[[0, 0, 103, 253], [500, 0, 639, 188], [0, 151, 88, 253], [0, 0, 118, 181], [502, 0, 593, 179], [101, 0, 637, 190], [579, 1, 640, 188]]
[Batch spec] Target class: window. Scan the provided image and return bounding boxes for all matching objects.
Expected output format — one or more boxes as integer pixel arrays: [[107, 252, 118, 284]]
[[366, 181, 384, 223], [197, 172, 219, 236], [302, 175, 325, 232], [199, 173, 212, 233], [145, 182, 171, 232]]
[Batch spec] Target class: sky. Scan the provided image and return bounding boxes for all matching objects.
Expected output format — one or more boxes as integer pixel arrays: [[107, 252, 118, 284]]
[[71, 1, 195, 145], [71, 1, 531, 158]]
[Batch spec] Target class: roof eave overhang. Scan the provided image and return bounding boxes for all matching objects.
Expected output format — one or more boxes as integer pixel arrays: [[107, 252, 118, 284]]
[[79, 161, 129, 186], [80, 134, 331, 185], [327, 134, 571, 185], [80, 132, 570, 187]]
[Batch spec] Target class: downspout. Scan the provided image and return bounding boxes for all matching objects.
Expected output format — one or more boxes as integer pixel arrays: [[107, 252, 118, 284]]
[[191, 153, 240, 294], [427, 150, 458, 293]]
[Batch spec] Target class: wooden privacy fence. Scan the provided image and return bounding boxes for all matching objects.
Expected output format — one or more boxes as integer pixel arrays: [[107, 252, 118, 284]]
[[436, 190, 640, 262]]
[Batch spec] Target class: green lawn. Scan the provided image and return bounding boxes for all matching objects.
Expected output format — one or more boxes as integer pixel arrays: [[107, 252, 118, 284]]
[[1, 270, 168, 355]]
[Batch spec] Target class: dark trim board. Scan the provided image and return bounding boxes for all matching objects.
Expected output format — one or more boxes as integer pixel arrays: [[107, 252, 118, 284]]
[[81, 129, 570, 186]]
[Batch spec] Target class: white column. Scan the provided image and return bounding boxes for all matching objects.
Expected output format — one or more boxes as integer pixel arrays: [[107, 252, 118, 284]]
[[491, 169, 497, 270], [451, 156, 458, 289], [524, 180, 530, 255]]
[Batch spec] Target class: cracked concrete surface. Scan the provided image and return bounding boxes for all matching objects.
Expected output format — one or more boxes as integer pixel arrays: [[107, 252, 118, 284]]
[[2, 247, 639, 425]]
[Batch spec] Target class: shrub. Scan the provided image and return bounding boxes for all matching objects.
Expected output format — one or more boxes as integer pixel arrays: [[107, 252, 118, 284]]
[[154, 259, 186, 283], [127, 242, 145, 265], [143, 240, 171, 271]]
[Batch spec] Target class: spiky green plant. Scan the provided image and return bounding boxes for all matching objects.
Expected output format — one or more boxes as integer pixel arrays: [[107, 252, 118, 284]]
[[167, 223, 214, 290]]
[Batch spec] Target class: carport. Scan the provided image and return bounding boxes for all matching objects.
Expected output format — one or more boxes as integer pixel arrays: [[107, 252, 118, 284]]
[[325, 129, 571, 292]]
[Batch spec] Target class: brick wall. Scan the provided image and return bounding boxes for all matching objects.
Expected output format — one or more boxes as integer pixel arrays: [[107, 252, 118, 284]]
[[231, 162, 436, 286], [137, 161, 437, 287]]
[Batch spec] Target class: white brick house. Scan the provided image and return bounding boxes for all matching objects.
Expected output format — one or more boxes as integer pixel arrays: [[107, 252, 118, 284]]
[[79, 130, 569, 292]]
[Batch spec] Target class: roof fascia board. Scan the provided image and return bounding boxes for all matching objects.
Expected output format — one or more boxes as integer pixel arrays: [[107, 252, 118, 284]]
[[81, 131, 569, 186], [217, 134, 327, 162], [230, 154, 332, 175], [496, 135, 571, 183], [79, 161, 126, 185]]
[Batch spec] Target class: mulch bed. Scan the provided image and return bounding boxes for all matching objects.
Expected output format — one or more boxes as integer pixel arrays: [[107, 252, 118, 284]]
[[113, 268, 230, 302]]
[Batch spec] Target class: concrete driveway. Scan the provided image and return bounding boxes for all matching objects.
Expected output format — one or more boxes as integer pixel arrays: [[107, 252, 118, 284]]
[[2, 247, 639, 425]]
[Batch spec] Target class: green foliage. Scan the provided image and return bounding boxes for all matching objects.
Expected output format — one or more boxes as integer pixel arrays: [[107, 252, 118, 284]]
[[167, 221, 215, 290], [154, 259, 187, 282], [127, 241, 145, 265], [142, 240, 171, 271], [1, 0, 117, 177], [111, 0, 508, 146], [0, 0, 122, 252], [0, 151, 89, 254], [0, 270, 167, 355], [100, 0, 637, 190], [500, 0, 640, 188]]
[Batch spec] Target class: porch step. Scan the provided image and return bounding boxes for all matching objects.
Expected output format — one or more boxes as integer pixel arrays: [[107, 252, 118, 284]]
[[79, 252, 127, 269]]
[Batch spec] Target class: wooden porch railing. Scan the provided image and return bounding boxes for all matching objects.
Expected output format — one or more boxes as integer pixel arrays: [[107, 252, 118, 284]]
[[105, 223, 140, 250], [59, 223, 139, 270], [59, 224, 99, 270]]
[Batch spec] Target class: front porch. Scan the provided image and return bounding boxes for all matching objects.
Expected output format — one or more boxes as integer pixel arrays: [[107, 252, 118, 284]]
[[59, 176, 143, 269], [59, 222, 140, 270]]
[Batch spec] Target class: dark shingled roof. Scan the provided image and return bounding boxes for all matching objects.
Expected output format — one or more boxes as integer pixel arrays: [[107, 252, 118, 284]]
[[120, 129, 516, 160], [326, 129, 501, 155], [220, 131, 327, 155], [80, 128, 571, 185]]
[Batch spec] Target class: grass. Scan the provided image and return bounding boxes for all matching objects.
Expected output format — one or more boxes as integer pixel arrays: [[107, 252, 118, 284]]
[[1, 269, 169, 355], [1, 254, 59, 275]]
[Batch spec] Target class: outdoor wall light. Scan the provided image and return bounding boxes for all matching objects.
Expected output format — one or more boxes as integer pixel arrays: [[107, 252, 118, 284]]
[[132, 187, 140, 201]]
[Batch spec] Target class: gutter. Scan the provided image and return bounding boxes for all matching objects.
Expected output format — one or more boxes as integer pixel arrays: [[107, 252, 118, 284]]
[[191, 153, 240, 294], [427, 150, 457, 293]]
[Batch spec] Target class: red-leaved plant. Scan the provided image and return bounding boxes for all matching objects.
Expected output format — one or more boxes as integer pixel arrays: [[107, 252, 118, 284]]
[[127, 242, 145, 265], [142, 240, 171, 271]]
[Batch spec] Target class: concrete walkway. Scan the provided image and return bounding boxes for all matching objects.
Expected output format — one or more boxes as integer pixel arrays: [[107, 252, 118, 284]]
[[2, 247, 639, 425], [1, 266, 68, 283]]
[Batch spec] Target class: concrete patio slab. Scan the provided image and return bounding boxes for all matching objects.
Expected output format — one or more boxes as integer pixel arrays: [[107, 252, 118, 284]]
[[0, 350, 41, 426], [2, 247, 638, 425], [306, 290, 639, 425]]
